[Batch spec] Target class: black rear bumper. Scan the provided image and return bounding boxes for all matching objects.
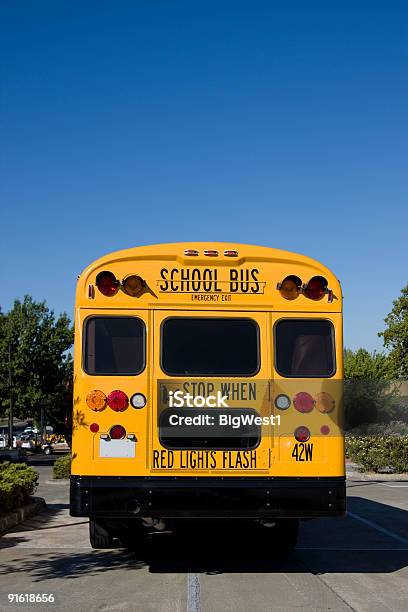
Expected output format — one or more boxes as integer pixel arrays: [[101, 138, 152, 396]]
[[70, 475, 346, 519]]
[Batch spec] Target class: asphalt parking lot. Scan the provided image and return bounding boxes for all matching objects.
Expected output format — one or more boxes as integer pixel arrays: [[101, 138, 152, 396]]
[[0, 463, 407, 612]]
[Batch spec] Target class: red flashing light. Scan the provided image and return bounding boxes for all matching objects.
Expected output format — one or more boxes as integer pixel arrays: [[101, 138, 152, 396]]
[[303, 276, 328, 301], [107, 390, 129, 412], [96, 271, 119, 297]]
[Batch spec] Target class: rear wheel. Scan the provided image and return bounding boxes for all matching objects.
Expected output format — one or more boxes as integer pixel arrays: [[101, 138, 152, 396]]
[[89, 519, 122, 549]]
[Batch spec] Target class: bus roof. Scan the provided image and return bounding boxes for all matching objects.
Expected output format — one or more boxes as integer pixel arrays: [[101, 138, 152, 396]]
[[76, 242, 342, 311]]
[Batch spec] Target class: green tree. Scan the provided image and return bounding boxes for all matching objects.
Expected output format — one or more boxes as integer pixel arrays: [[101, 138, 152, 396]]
[[0, 296, 73, 429], [343, 348, 395, 428], [344, 348, 392, 379], [379, 283, 408, 378]]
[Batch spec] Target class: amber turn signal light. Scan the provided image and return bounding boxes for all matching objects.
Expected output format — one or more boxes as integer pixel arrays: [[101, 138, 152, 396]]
[[277, 275, 302, 300], [86, 390, 107, 411], [122, 275, 144, 297]]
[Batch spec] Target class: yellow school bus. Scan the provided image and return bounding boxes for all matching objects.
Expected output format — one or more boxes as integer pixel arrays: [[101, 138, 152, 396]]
[[70, 242, 345, 548]]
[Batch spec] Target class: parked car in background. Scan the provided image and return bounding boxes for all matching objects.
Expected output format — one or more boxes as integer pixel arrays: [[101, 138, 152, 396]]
[[0, 435, 17, 448]]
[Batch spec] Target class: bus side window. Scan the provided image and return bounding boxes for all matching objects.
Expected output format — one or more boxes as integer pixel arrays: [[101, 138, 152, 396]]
[[84, 317, 146, 375], [275, 320, 335, 377]]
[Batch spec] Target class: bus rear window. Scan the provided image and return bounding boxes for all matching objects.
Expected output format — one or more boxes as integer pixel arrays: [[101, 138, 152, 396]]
[[84, 317, 145, 375], [275, 319, 335, 377], [161, 318, 259, 376]]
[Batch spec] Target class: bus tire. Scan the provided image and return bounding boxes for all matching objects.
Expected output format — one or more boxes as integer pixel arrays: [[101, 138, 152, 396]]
[[89, 519, 121, 549]]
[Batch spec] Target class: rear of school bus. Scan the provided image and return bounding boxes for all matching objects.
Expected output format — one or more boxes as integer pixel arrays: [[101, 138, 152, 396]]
[[70, 242, 345, 549]]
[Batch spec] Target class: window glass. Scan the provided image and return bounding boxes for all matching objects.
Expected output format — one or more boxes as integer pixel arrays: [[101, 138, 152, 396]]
[[84, 317, 145, 375], [161, 318, 259, 376], [275, 319, 335, 377]]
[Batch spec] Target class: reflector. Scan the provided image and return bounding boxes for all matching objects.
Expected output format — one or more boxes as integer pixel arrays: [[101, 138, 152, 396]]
[[96, 271, 119, 296], [320, 425, 330, 435], [122, 275, 144, 297], [90, 423, 99, 433]]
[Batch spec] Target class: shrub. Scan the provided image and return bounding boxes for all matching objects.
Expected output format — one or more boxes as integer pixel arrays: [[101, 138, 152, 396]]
[[0, 462, 38, 514], [346, 435, 408, 472], [347, 421, 408, 437], [53, 454, 71, 479]]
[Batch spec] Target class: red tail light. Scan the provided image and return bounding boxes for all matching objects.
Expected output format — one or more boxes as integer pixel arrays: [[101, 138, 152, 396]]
[[96, 271, 119, 296], [303, 276, 328, 300], [294, 426, 310, 442], [107, 390, 129, 412], [293, 392, 314, 413], [110, 425, 126, 440]]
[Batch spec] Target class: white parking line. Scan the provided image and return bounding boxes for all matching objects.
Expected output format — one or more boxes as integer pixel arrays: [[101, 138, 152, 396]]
[[379, 483, 408, 488], [187, 573, 201, 612], [348, 511, 408, 545]]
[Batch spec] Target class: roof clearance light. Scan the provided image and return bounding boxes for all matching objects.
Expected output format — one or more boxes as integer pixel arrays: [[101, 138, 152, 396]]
[[294, 426, 311, 442], [315, 392, 335, 414], [184, 249, 199, 256], [293, 392, 314, 413], [122, 275, 144, 297], [86, 390, 107, 411], [110, 424, 126, 440], [224, 250, 238, 257], [96, 271, 119, 297], [204, 250, 219, 256], [130, 393, 147, 409], [303, 276, 328, 301], [277, 275, 302, 300], [107, 390, 129, 412], [274, 394, 291, 410]]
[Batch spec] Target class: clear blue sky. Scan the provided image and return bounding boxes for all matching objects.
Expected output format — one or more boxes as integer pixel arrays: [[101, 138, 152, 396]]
[[1, 1, 407, 351]]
